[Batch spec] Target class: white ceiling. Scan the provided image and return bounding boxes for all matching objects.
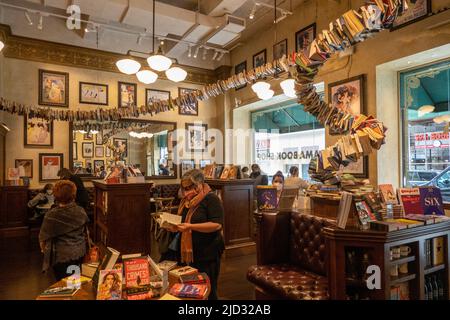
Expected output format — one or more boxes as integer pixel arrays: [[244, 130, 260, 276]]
[[0, 0, 306, 70]]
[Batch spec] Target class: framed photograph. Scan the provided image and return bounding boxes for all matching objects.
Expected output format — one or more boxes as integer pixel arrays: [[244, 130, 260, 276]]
[[15, 159, 33, 178], [96, 132, 103, 145], [273, 39, 287, 60], [24, 116, 53, 147], [113, 138, 128, 158], [391, 0, 431, 30], [74, 161, 83, 168], [328, 74, 365, 116], [178, 87, 198, 116], [200, 159, 212, 169], [84, 133, 93, 140], [343, 156, 368, 179], [295, 23, 316, 55], [181, 159, 195, 177], [185, 123, 208, 152], [146, 89, 171, 107], [39, 69, 69, 107], [94, 160, 105, 169], [95, 146, 104, 158], [234, 61, 247, 91], [73, 142, 78, 160], [82, 142, 94, 158], [105, 146, 111, 158], [118, 81, 137, 108], [39, 153, 64, 182], [79, 82, 108, 105], [253, 49, 267, 69]]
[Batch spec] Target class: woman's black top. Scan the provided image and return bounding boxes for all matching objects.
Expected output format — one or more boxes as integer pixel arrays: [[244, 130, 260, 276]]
[[69, 175, 89, 209], [180, 192, 225, 262]]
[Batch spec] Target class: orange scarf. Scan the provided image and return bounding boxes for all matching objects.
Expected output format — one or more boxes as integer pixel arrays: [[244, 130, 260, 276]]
[[177, 183, 212, 264]]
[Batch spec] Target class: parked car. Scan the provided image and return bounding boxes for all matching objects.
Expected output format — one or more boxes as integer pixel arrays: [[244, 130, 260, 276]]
[[417, 167, 450, 202], [407, 170, 440, 187]]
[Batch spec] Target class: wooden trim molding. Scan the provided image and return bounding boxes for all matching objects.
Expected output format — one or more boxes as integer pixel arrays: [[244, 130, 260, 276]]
[[0, 24, 217, 85]]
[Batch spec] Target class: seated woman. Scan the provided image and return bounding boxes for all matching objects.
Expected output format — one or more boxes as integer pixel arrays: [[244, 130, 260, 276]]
[[39, 180, 89, 281], [28, 183, 55, 220], [164, 169, 225, 300]]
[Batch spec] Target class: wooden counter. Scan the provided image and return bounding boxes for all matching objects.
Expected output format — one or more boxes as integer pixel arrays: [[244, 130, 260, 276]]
[[0, 186, 29, 237]]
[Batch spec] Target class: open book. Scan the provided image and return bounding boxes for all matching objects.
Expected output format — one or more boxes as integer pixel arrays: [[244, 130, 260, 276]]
[[156, 212, 182, 228]]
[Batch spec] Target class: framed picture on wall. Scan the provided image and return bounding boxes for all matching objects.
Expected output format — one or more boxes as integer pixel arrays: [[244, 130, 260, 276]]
[[95, 146, 104, 158], [82, 142, 94, 158], [181, 159, 195, 177], [74, 161, 83, 169], [79, 82, 108, 105], [234, 61, 247, 91], [178, 87, 198, 116], [118, 81, 137, 108], [24, 116, 53, 147], [253, 49, 266, 69], [96, 132, 103, 145], [343, 156, 369, 179], [39, 153, 64, 181], [391, 0, 431, 30], [105, 146, 111, 158], [273, 39, 287, 60], [94, 160, 105, 169], [200, 159, 211, 169], [15, 159, 33, 178], [39, 69, 69, 107], [113, 138, 128, 158], [146, 89, 171, 108], [295, 23, 316, 55], [73, 142, 78, 160], [185, 123, 208, 152], [328, 75, 365, 116]]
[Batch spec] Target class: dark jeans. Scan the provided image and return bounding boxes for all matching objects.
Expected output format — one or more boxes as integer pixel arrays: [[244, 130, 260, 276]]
[[52, 257, 83, 281], [191, 256, 221, 300]]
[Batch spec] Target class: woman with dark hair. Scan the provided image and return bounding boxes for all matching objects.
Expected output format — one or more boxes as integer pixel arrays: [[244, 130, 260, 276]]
[[285, 166, 310, 191], [39, 180, 89, 280], [58, 168, 89, 209], [28, 183, 55, 220], [272, 171, 285, 200], [164, 169, 225, 300]]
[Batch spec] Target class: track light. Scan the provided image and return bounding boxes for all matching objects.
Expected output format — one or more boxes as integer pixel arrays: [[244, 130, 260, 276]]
[[249, 3, 257, 20], [212, 50, 219, 61], [137, 34, 144, 45], [37, 13, 43, 30], [216, 51, 225, 61], [193, 46, 200, 59], [25, 11, 33, 26], [202, 48, 208, 60], [187, 45, 192, 58]]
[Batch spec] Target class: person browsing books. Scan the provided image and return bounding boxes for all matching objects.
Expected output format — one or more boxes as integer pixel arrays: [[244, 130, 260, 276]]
[[164, 169, 225, 300], [39, 180, 89, 281], [58, 168, 89, 210], [250, 164, 268, 194]]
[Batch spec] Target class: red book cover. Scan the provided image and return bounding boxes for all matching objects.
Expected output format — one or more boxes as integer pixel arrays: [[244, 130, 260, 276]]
[[398, 188, 422, 215], [169, 283, 208, 299], [123, 257, 150, 296]]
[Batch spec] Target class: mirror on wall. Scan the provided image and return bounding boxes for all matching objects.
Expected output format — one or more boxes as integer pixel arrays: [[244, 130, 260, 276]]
[[69, 119, 177, 180]]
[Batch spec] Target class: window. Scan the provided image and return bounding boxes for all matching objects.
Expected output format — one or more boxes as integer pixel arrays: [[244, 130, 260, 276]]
[[251, 99, 325, 180], [400, 60, 450, 195]]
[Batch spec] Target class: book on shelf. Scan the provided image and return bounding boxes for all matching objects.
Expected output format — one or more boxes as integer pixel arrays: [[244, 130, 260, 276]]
[[337, 191, 353, 229], [398, 188, 422, 215], [123, 256, 151, 297], [419, 187, 444, 216], [92, 247, 120, 290], [169, 283, 208, 299], [355, 201, 378, 228], [82, 262, 99, 278], [425, 239, 432, 268], [39, 286, 80, 298], [169, 266, 198, 279], [404, 214, 437, 225], [362, 192, 383, 221], [384, 218, 424, 228], [180, 272, 209, 285], [256, 186, 278, 212], [96, 269, 123, 300], [121, 253, 143, 260], [156, 260, 177, 272], [369, 220, 407, 231], [432, 237, 444, 266], [379, 184, 398, 204]]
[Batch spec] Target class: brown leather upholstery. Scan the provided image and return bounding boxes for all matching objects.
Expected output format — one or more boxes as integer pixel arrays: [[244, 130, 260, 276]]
[[248, 211, 334, 300], [152, 184, 181, 206]]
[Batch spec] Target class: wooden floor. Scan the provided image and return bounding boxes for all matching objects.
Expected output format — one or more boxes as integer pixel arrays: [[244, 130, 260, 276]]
[[0, 235, 256, 300]]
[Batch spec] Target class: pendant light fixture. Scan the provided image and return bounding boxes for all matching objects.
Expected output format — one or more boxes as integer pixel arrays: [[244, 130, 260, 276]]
[[147, 0, 172, 72], [165, 67, 187, 82], [116, 58, 141, 75], [136, 68, 158, 84], [0, 40, 4, 52]]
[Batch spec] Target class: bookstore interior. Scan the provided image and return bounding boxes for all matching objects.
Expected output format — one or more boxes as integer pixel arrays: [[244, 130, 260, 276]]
[[0, 0, 450, 302]]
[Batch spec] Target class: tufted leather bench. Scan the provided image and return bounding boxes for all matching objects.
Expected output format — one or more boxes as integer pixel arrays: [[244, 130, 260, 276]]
[[247, 211, 335, 300], [151, 184, 181, 211]]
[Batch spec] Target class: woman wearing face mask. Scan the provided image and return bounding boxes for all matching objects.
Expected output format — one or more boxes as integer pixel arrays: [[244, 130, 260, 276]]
[[272, 171, 285, 201], [28, 183, 55, 221], [164, 169, 225, 300]]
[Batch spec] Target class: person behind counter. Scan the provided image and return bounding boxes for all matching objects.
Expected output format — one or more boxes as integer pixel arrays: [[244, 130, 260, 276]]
[[57, 168, 89, 210], [272, 171, 285, 201], [164, 169, 225, 300], [28, 183, 55, 220], [284, 166, 310, 191], [241, 166, 250, 179], [249, 164, 268, 189], [39, 180, 89, 281]]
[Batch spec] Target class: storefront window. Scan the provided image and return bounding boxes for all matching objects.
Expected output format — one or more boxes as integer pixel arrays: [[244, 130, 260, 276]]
[[252, 100, 325, 180], [400, 60, 450, 196]]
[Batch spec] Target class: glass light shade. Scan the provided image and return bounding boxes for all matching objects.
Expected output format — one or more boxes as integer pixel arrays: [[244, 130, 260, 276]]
[[165, 67, 187, 82], [418, 105, 435, 117], [252, 81, 270, 93], [116, 59, 141, 75], [257, 89, 274, 100], [78, 130, 87, 134], [0, 41, 4, 52], [280, 79, 295, 91], [284, 89, 297, 98], [90, 130, 99, 134], [136, 69, 158, 84], [433, 116, 444, 124], [147, 54, 172, 72]]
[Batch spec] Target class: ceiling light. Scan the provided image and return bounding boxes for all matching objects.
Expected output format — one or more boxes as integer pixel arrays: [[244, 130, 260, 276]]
[[252, 81, 270, 93], [284, 90, 297, 98], [202, 48, 208, 60], [147, 49, 172, 71], [434, 116, 444, 124], [418, 105, 435, 117], [216, 51, 225, 61], [187, 45, 192, 58], [25, 11, 33, 25], [280, 79, 295, 91], [116, 58, 141, 74], [257, 89, 274, 100], [78, 130, 87, 134], [137, 34, 144, 45], [249, 3, 257, 20], [0, 41, 4, 52], [165, 67, 187, 82], [212, 50, 219, 61], [193, 46, 200, 58], [90, 130, 99, 134], [37, 13, 43, 30], [136, 69, 158, 84]]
